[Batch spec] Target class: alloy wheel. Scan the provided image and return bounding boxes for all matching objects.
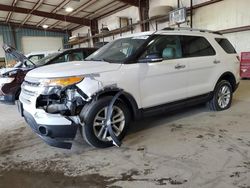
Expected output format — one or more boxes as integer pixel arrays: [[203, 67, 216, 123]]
[[217, 85, 231, 108], [93, 106, 125, 141]]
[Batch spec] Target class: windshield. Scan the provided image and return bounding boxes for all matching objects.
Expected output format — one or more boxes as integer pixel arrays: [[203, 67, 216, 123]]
[[85, 36, 149, 63], [26, 52, 60, 66]]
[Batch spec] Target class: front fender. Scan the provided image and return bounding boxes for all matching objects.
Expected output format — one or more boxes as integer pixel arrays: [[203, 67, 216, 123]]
[[76, 77, 141, 120]]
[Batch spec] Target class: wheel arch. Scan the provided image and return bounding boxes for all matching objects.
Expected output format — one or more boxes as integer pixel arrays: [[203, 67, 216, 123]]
[[216, 72, 237, 92], [93, 87, 141, 120]]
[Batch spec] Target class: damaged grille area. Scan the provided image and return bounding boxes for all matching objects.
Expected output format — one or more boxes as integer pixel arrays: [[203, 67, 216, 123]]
[[36, 88, 86, 116], [21, 77, 88, 116]]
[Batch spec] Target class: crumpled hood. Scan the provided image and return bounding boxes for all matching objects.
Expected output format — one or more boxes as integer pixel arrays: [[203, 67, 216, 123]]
[[26, 61, 122, 79]]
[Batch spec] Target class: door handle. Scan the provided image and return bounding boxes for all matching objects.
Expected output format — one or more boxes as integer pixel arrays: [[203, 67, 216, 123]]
[[175, 64, 186, 69], [213, 60, 221, 64]]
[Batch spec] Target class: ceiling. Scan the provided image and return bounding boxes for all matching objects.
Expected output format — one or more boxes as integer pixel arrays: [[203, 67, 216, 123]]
[[0, 0, 135, 31]]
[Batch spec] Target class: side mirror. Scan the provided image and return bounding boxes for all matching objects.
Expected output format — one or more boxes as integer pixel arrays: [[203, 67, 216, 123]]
[[138, 53, 163, 63]]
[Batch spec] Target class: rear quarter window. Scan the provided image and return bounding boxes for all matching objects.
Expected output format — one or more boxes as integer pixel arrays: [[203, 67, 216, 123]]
[[28, 54, 44, 63], [215, 38, 236, 54], [181, 36, 216, 58]]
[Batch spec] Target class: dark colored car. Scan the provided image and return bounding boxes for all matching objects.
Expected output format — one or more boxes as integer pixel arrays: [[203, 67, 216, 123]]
[[0, 45, 98, 104]]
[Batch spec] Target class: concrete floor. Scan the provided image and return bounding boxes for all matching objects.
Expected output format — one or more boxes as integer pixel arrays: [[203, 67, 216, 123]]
[[0, 81, 250, 188]]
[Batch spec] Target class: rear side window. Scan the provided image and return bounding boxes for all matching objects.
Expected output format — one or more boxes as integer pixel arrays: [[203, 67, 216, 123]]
[[85, 49, 97, 57], [66, 51, 84, 61], [28, 54, 44, 63], [52, 54, 66, 64], [52, 51, 84, 64], [181, 36, 216, 58], [215, 38, 236, 54]]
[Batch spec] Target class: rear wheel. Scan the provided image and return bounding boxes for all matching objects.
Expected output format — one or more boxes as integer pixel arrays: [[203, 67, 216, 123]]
[[80, 96, 131, 148], [207, 80, 233, 111]]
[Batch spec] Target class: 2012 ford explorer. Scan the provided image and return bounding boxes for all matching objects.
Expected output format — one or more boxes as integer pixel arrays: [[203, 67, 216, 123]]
[[18, 28, 240, 149]]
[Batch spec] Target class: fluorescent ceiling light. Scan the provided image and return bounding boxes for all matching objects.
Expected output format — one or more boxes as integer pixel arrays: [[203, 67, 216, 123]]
[[42, 25, 49, 29], [65, 7, 74, 12]]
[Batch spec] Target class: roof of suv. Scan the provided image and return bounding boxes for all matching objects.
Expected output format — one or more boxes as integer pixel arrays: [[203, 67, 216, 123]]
[[120, 27, 223, 39]]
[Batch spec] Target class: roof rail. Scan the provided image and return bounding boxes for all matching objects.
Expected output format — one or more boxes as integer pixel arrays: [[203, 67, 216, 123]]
[[162, 27, 222, 35]]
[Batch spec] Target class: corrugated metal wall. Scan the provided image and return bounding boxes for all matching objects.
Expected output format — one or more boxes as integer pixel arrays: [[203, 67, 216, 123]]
[[0, 25, 15, 60], [15, 27, 69, 51], [0, 24, 69, 61]]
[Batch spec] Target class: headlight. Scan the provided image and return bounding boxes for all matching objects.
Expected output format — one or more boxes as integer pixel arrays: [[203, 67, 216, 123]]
[[0, 77, 15, 85], [39, 76, 84, 87]]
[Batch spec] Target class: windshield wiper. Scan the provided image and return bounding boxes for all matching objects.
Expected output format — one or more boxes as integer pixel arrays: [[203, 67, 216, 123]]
[[86, 57, 117, 63], [102, 58, 117, 63], [86, 58, 103, 61]]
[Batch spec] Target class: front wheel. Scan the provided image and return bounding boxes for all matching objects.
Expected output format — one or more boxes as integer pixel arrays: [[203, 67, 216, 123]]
[[207, 80, 233, 111], [80, 96, 131, 148]]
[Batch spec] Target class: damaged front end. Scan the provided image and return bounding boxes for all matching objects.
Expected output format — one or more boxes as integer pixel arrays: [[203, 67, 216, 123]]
[[20, 76, 92, 149], [21, 75, 123, 149], [36, 86, 88, 117], [34, 76, 90, 119]]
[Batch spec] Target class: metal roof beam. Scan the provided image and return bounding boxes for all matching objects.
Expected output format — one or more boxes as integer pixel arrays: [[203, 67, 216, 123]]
[[50, 0, 97, 29], [0, 21, 67, 33], [117, 0, 139, 7], [0, 4, 91, 26], [21, 0, 44, 25], [36, 0, 72, 27], [5, 0, 19, 23]]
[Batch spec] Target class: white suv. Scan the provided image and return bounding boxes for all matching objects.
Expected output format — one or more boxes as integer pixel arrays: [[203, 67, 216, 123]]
[[18, 28, 240, 149]]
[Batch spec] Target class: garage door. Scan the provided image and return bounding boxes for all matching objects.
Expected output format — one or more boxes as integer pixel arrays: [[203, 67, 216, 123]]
[[0, 35, 5, 58], [21, 36, 63, 54]]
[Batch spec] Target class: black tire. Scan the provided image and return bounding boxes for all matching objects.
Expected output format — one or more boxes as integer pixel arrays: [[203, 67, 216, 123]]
[[207, 80, 233, 111], [80, 96, 131, 148]]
